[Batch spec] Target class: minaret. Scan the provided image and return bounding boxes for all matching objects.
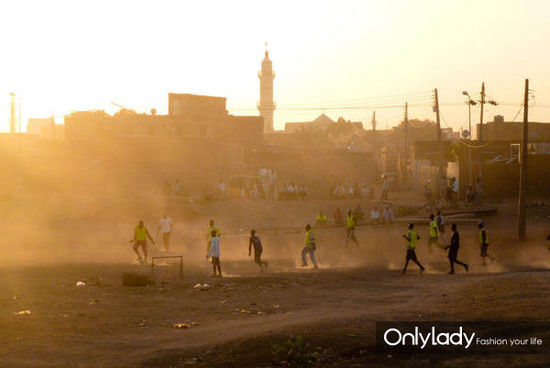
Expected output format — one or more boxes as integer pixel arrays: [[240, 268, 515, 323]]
[[258, 49, 275, 132]]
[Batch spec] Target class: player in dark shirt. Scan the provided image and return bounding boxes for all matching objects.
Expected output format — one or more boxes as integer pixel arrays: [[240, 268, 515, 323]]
[[249, 229, 268, 271], [445, 224, 469, 274]]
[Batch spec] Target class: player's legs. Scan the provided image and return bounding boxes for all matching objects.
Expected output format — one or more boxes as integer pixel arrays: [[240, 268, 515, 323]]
[[301, 246, 309, 266], [309, 249, 318, 269], [163, 232, 171, 251]]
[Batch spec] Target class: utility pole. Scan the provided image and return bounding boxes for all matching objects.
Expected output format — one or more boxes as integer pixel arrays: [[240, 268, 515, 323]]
[[9, 92, 17, 134], [434, 89, 443, 174], [404, 102, 409, 186], [479, 82, 485, 141], [518, 78, 529, 241], [404, 102, 409, 159], [478, 82, 486, 180]]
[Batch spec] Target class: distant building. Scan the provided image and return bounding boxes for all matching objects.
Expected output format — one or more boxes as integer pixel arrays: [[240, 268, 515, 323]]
[[477, 115, 550, 141], [258, 50, 276, 132], [284, 114, 335, 133], [65, 93, 263, 146], [168, 93, 227, 120], [27, 117, 65, 140]]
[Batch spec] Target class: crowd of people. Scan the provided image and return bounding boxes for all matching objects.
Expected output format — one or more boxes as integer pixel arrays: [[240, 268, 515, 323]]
[[330, 182, 372, 200], [279, 182, 309, 200], [424, 176, 484, 206], [315, 204, 394, 228]]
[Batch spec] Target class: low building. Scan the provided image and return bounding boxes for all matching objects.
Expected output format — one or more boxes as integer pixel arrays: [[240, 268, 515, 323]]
[[284, 114, 335, 132], [65, 93, 263, 145], [477, 115, 550, 141], [27, 117, 65, 140]]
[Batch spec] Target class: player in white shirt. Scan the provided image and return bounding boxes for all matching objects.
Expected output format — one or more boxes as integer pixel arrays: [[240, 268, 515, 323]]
[[158, 215, 173, 251]]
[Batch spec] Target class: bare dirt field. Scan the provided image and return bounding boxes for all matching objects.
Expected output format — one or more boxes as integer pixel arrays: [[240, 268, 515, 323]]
[[2, 196, 550, 367]]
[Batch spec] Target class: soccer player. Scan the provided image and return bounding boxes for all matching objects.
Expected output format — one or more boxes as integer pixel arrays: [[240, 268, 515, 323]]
[[249, 229, 268, 271], [207, 230, 222, 277], [129, 220, 155, 264], [444, 224, 469, 274], [402, 223, 425, 273], [301, 224, 319, 270]]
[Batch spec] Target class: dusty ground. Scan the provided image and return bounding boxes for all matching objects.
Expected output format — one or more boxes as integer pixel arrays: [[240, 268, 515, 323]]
[[1, 195, 550, 367], [2, 261, 550, 368]]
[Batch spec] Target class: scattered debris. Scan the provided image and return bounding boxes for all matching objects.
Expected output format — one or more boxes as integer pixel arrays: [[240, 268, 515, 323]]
[[14, 310, 31, 316], [172, 323, 191, 329], [193, 283, 211, 291]]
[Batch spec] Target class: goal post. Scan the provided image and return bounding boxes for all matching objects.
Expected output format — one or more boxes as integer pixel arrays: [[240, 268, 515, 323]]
[[151, 255, 183, 279]]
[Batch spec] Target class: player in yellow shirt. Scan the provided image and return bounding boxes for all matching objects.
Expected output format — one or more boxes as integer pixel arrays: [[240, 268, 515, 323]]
[[129, 220, 155, 264]]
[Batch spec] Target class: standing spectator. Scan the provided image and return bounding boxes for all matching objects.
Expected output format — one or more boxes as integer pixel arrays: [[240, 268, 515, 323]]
[[381, 175, 389, 200], [440, 175, 447, 201], [157, 214, 173, 251], [174, 179, 183, 196], [383, 205, 394, 224], [353, 182, 360, 198], [451, 177, 459, 205], [436, 210, 445, 235], [466, 185, 474, 204], [348, 184, 354, 198], [218, 179, 226, 199], [424, 180, 433, 203], [268, 170, 277, 200], [370, 207, 381, 224], [475, 177, 483, 206], [360, 183, 370, 198], [163, 181, 172, 196]]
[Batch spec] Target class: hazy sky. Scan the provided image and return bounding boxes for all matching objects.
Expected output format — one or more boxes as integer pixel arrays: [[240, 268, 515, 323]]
[[1, 0, 549, 132]]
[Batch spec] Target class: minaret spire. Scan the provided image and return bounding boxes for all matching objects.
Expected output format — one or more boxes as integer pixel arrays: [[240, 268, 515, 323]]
[[258, 45, 275, 132]]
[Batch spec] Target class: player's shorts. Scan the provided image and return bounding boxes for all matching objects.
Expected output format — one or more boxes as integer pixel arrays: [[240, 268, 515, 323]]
[[406, 248, 418, 261], [134, 240, 146, 249], [448, 248, 458, 261], [480, 245, 488, 257], [254, 251, 263, 264]]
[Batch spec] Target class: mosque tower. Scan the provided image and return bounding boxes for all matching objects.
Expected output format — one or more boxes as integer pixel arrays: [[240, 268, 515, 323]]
[[258, 48, 276, 132]]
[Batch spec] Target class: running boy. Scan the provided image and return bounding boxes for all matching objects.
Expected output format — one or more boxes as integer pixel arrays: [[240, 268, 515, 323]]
[[444, 224, 469, 274], [207, 230, 222, 277], [478, 221, 495, 265], [205, 219, 221, 258], [345, 210, 360, 247], [301, 224, 319, 270], [402, 223, 425, 273], [249, 229, 268, 271], [129, 220, 155, 264], [428, 214, 440, 253]]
